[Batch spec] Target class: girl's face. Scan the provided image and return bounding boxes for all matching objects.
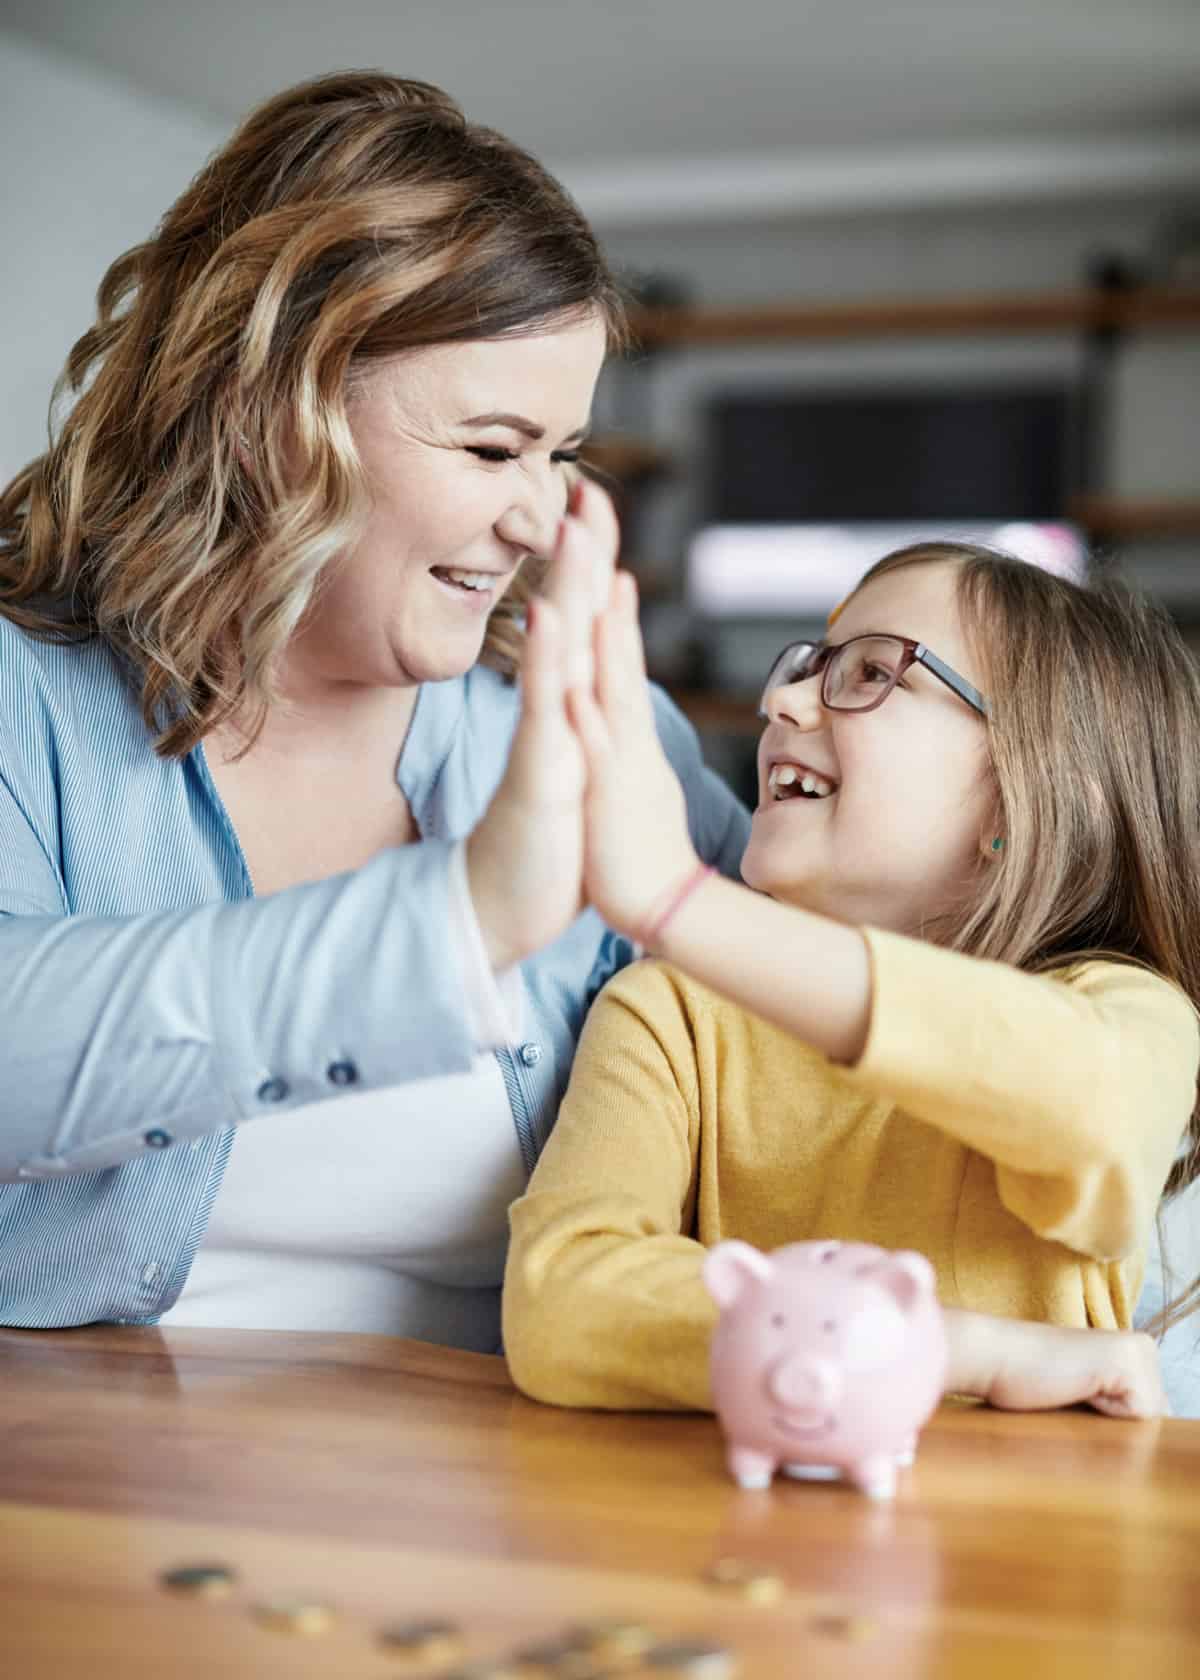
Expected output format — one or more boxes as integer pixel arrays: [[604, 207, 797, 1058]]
[[741, 562, 995, 936]]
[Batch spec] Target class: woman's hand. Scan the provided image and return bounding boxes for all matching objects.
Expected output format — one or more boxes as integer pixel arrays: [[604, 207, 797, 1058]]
[[466, 480, 618, 971], [567, 569, 701, 941]]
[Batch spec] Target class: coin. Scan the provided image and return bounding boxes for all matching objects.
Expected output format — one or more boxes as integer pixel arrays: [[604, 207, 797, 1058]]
[[512, 1635, 601, 1676], [160, 1563, 237, 1599], [443, 1664, 521, 1680], [251, 1596, 336, 1635], [809, 1612, 878, 1642], [644, 1641, 737, 1679], [566, 1619, 656, 1659], [703, 1559, 784, 1604], [379, 1619, 465, 1661]]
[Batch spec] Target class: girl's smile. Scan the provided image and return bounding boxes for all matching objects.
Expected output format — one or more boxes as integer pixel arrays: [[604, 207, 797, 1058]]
[[742, 561, 993, 938]]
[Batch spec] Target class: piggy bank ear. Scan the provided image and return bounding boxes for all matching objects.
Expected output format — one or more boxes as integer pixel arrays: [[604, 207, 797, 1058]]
[[875, 1251, 937, 1315], [703, 1241, 773, 1309]]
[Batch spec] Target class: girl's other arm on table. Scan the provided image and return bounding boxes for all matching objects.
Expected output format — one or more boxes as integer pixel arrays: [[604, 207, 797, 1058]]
[[503, 960, 1167, 1417]]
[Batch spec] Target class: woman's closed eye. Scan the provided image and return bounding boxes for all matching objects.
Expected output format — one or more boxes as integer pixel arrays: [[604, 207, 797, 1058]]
[[466, 446, 581, 467]]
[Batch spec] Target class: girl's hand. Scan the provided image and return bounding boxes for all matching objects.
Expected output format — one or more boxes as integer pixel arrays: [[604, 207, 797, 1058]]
[[567, 570, 701, 941], [466, 480, 618, 971], [944, 1311, 1168, 1419]]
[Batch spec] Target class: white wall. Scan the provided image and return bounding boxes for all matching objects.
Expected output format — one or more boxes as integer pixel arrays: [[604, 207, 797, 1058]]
[[3, 30, 1195, 618], [0, 31, 220, 478]]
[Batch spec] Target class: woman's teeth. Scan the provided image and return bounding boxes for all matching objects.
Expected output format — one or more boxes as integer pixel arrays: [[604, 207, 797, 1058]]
[[435, 567, 495, 593], [768, 763, 835, 800]]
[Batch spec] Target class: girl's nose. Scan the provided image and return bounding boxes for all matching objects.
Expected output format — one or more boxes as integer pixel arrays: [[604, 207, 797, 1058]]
[[762, 676, 824, 731]]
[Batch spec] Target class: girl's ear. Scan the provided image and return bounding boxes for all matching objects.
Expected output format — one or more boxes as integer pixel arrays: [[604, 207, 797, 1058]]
[[703, 1240, 773, 1309]]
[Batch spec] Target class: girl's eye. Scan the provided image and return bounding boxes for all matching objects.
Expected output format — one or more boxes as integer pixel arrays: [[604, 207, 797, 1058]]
[[862, 662, 892, 685], [551, 450, 581, 467], [467, 446, 518, 465]]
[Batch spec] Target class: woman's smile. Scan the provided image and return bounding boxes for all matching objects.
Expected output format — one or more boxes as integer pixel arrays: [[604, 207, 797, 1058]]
[[428, 563, 516, 613]]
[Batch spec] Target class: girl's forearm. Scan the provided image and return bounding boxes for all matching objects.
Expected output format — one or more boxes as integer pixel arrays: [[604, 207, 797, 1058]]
[[652, 872, 873, 1065], [941, 1307, 1165, 1416]]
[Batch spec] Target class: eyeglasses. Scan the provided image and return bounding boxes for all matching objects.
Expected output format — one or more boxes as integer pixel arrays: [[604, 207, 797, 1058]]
[[758, 633, 989, 720]]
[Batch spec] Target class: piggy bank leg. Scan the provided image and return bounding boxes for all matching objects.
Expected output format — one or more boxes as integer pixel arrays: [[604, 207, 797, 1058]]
[[849, 1455, 898, 1500], [895, 1433, 918, 1469], [727, 1446, 776, 1490]]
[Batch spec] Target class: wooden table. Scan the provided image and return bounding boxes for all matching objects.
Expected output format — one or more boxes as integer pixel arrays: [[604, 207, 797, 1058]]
[[1, 1327, 1198, 1679]]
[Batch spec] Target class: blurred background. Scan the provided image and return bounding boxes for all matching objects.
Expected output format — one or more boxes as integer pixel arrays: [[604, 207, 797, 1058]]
[[2, 1, 1198, 799]]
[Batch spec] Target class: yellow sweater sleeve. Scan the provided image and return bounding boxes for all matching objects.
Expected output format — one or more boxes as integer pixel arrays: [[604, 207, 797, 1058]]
[[844, 929, 1199, 1260], [504, 962, 716, 1411]]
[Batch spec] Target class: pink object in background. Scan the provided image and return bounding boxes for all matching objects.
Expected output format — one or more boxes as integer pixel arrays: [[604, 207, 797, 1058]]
[[703, 1238, 948, 1499]]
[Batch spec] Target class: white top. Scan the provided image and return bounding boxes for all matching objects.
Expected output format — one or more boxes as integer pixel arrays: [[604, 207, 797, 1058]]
[[160, 843, 525, 1350]]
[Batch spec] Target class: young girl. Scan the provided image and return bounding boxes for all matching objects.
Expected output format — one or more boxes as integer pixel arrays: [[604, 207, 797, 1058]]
[[503, 540, 1200, 1416]]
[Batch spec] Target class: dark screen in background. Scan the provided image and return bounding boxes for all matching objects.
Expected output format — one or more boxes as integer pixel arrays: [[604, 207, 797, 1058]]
[[707, 387, 1076, 523]]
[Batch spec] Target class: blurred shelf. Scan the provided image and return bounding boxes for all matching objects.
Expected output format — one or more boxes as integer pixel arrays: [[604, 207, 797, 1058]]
[[665, 688, 760, 734], [1068, 496, 1200, 540], [630, 286, 1200, 347], [580, 437, 671, 481]]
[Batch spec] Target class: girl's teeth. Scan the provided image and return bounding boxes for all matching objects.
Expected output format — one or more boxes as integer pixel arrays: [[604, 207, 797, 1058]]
[[769, 763, 835, 799]]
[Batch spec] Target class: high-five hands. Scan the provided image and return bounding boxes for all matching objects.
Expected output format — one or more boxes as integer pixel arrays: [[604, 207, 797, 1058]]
[[565, 568, 701, 942], [466, 478, 619, 971]]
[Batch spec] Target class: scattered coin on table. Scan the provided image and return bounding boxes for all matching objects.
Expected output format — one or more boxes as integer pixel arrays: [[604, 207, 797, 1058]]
[[159, 1563, 237, 1599], [442, 1662, 521, 1680], [644, 1639, 738, 1678], [566, 1618, 657, 1661], [511, 1633, 603, 1676], [809, 1612, 878, 1642], [378, 1618, 465, 1662], [702, 1558, 784, 1604], [251, 1595, 336, 1635]]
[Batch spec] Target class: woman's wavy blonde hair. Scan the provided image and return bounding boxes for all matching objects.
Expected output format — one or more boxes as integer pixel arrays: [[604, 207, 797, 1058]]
[[0, 70, 627, 756], [855, 542, 1200, 1329]]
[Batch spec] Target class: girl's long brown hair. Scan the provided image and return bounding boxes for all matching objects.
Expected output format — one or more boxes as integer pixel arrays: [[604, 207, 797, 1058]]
[[0, 71, 626, 756], [857, 543, 1200, 1329]]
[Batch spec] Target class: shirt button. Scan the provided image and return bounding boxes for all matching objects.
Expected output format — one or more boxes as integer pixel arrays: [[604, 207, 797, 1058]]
[[256, 1077, 289, 1104], [518, 1042, 543, 1068], [141, 1262, 161, 1285], [143, 1128, 173, 1149], [326, 1060, 359, 1088]]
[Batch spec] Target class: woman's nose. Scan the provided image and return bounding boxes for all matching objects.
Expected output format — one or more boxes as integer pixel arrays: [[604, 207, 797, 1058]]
[[762, 676, 824, 730], [495, 463, 567, 558]]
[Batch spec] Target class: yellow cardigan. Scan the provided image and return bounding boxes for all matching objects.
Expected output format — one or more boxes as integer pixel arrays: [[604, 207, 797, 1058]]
[[503, 927, 1198, 1410]]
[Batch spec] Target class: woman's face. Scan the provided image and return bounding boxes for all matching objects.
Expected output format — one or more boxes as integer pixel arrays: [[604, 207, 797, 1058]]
[[287, 310, 608, 691], [741, 562, 996, 936]]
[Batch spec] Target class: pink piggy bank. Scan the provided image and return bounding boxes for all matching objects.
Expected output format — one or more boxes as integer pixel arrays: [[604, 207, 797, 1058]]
[[703, 1238, 947, 1499]]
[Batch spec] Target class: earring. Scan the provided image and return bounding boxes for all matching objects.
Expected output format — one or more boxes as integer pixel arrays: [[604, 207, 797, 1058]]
[[990, 836, 1004, 853]]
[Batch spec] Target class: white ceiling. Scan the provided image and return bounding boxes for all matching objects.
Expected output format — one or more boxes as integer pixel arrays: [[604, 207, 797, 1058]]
[[5, 0, 1198, 173]]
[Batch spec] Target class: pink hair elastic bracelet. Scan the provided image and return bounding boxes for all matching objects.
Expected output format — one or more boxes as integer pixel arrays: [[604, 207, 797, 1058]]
[[636, 862, 716, 952]]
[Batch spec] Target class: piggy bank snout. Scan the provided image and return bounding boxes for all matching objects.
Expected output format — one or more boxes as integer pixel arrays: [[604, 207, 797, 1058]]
[[767, 1352, 841, 1411]]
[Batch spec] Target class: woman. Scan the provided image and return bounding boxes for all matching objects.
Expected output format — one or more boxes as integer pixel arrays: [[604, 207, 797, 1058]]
[[0, 71, 747, 1344]]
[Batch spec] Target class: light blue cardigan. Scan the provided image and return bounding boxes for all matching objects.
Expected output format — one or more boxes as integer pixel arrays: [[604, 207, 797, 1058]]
[[0, 616, 749, 1327]]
